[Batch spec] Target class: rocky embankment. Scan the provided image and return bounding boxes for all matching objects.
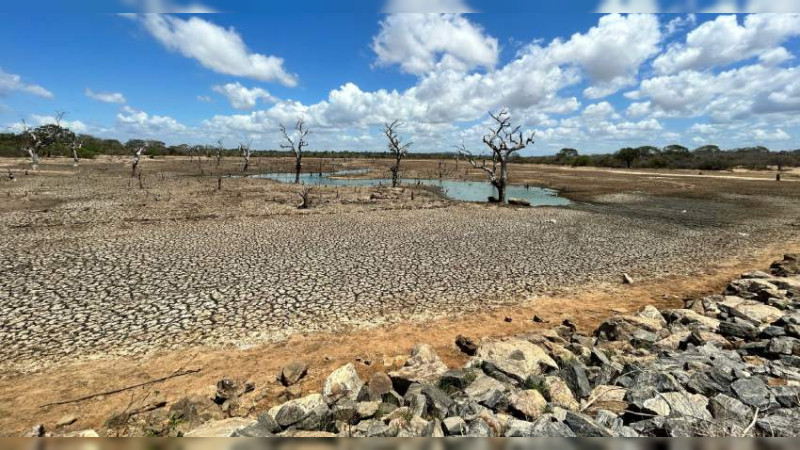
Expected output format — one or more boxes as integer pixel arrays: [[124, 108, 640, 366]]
[[24, 254, 800, 437]]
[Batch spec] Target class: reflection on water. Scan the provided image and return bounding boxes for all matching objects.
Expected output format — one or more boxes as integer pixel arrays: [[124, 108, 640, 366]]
[[255, 170, 570, 206]]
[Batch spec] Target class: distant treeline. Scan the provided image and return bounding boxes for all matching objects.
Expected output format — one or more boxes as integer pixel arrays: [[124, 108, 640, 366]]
[[523, 145, 800, 171], [1, 132, 797, 170]]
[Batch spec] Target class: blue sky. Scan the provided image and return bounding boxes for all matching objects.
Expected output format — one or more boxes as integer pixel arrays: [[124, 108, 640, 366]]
[[1, 5, 800, 154]]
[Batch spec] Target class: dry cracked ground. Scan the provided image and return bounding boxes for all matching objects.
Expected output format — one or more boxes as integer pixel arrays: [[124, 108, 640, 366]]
[[1, 156, 799, 373]]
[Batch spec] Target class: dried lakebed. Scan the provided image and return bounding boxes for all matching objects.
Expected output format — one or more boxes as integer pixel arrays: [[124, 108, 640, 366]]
[[0, 195, 797, 370]]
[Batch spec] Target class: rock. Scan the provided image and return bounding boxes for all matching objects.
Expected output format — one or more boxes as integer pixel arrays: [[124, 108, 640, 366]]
[[771, 254, 800, 277], [455, 335, 478, 356], [389, 344, 448, 394], [417, 384, 453, 419], [422, 418, 445, 437], [231, 413, 280, 437], [530, 415, 577, 437], [508, 198, 531, 207], [504, 418, 537, 437], [213, 378, 253, 405], [731, 377, 771, 408], [464, 375, 507, 409], [59, 430, 99, 437], [719, 320, 760, 339], [768, 337, 800, 356], [323, 363, 363, 403], [270, 393, 329, 429], [56, 415, 77, 428], [543, 376, 579, 411], [756, 409, 800, 437], [664, 309, 721, 331], [367, 372, 393, 399], [686, 372, 727, 396], [585, 385, 628, 414], [622, 273, 634, 284], [508, 389, 547, 420], [356, 401, 380, 419], [438, 369, 472, 391], [772, 385, 800, 408], [560, 359, 591, 399], [637, 305, 667, 327], [661, 392, 713, 421], [594, 315, 664, 342], [723, 300, 784, 325], [21, 424, 45, 437], [466, 418, 494, 437], [280, 361, 309, 387], [185, 418, 256, 437], [709, 394, 752, 427], [563, 411, 613, 437], [442, 416, 468, 436], [477, 339, 558, 383]]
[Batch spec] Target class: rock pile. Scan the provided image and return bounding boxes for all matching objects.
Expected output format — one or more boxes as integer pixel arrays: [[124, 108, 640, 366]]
[[30, 254, 800, 437]]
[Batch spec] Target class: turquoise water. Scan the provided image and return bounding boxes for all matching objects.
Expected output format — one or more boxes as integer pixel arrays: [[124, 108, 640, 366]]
[[255, 170, 570, 206]]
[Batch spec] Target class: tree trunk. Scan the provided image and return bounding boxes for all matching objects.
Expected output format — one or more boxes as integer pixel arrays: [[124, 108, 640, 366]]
[[294, 158, 302, 184], [497, 160, 509, 203], [28, 149, 39, 170], [72, 149, 79, 167], [391, 165, 399, 188]]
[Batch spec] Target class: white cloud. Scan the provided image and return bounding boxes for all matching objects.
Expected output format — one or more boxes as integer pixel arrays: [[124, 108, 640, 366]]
[[197, 95, 213, 102], [545, 14, 662, 98], [85, 88, 126, 104], [128, 14, 297, 86], [117, 105, 187, 135], [653, 14, 800, 74], [32, 115, 87, 132], [752, 128, 791, 141], [629, 62, 800, 121], [372, 14, 498, 76], [0, 68, 53, 98], [211, 82, 276, 110], [383, 0, 474, 13]]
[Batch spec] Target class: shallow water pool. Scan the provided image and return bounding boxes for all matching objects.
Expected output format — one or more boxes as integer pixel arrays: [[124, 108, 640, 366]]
[[255, 170, 570, 206]]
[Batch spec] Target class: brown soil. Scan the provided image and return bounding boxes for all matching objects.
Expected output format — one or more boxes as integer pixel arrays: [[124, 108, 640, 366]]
[[1, 239, 796, 435], [1, 155, 799, 435]]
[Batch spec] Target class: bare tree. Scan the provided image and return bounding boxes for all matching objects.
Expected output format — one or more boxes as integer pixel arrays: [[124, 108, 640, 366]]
[[458, 109, 535, 203], [298, 186, 313, 209], [70, 135, 82, 167], [240, 141, 253, 173], [384, 120, 412, 188], [19, 120, 42, 170], [280, 119, 310, 184], [127, 140, 148, 177], [215, 139, 224, 166]]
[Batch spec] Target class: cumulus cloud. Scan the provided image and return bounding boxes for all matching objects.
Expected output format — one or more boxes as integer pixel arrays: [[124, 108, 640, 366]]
[[372, 14, 498, 75], [653, 14, 800, 74], [127, 14, 297, 86], [117, 105, 187, 135], [0, 68, 53, 98], [28, 114, 89, 133], [544, 14, 662, 98], [596, 0, 659, 13], [211, 82, 276, 110], [85, 88, 126, 104]]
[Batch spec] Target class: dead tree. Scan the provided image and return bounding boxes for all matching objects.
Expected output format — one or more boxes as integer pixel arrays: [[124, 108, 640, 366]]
[[458, 109, 534, 203], [70, 135, 82, 167], [215, 139, 223, 166], [240, 142, 253, 173], [129, 143, 147, 178], [280, 119, 310, 184], [384, 120, 412, 188], [19, 120, 42, 170], [298, 186, 313, 209]]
